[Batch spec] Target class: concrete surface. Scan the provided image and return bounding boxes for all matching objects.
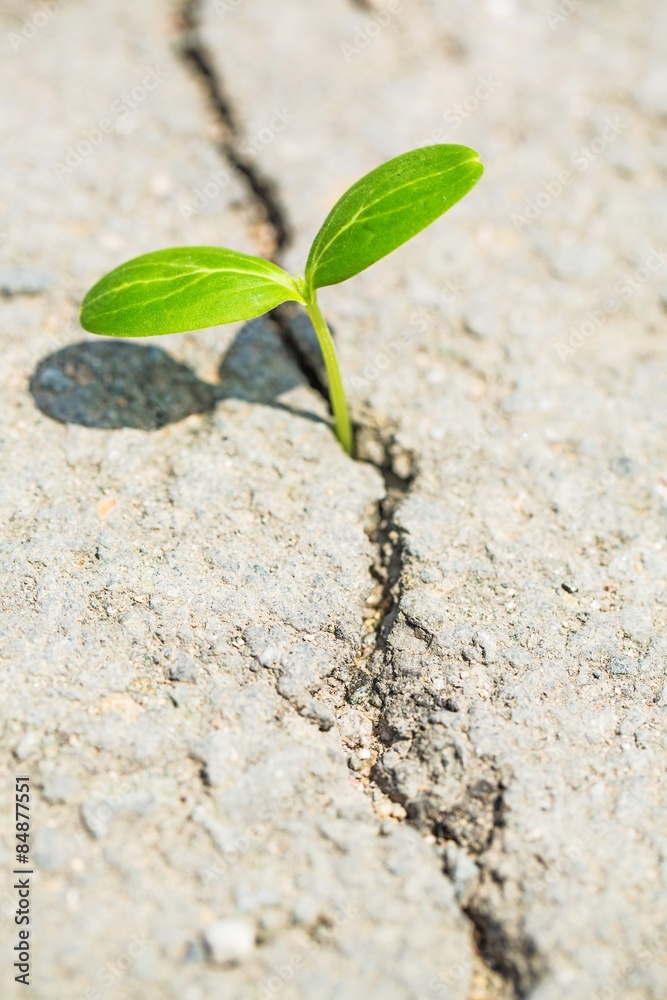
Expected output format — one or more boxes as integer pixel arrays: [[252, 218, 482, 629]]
[[1, 0, 666, 998]]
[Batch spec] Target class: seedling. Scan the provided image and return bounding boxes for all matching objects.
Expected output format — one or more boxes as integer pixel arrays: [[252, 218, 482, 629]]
[[81, 145, 483, 456]]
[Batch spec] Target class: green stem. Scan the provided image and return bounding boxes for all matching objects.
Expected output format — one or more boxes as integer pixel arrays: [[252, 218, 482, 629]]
[[304, 292, 354, 457]]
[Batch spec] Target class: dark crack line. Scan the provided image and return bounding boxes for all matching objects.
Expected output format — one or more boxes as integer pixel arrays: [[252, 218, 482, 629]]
[[270, 306, 330, 402], [465, 907, 526, 1000], [177, 0, 291, 256], [174, 7, 522, 996], [463, 787, 528, 999], [363, 451, 413, 657], [176, 0, 325, 418]]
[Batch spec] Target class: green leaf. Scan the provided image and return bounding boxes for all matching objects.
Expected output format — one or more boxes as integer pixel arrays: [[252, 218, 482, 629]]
[[80, 247, 304, 337], [305, 145, 483, 291]]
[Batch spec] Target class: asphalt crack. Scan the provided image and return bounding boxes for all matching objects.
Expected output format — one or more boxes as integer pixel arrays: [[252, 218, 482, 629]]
[[176, 0, 291, 257], [174, 6, 522, 997]]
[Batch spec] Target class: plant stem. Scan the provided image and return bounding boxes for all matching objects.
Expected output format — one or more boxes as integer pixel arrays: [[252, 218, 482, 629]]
[[305, 292, 354, 457]]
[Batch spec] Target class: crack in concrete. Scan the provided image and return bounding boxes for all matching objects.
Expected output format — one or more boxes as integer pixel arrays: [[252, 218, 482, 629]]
[[352, 435, 414, 684], [460, 790, 530, 999], [177, 0, 291, 257], [270, 306, 331, 402], [173, 4, 524, 995]]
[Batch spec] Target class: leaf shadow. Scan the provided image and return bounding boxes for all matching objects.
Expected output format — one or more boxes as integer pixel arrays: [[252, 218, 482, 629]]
[[30, 318, 326, 431]]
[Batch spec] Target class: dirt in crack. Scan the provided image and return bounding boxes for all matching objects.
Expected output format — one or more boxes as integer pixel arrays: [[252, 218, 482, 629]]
[[348, 430, 415, 699], [176, 0, 291, 257]]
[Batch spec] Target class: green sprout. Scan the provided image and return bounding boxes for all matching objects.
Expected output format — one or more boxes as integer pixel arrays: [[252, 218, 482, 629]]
[[80, 145, 483, 456]]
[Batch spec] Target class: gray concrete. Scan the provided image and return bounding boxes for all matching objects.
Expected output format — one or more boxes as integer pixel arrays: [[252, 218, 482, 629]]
[[1, 0, 666, 998]]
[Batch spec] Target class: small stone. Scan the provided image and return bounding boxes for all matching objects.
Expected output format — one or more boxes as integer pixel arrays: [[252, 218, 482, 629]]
[[562, 581, 579, 594], [168, 652, 198, 683], [444, 698, 460, 713], [203, 917, 255, 966], [609, 656, 638, 676], [349, 682, 372, 704], [337, 707, 373, 748], [374, 798, 395, 820], [14, 732, 40, 760], [462, 629, 497, 665], [80, 800, 115, 839], [96, 496, 117, 520]]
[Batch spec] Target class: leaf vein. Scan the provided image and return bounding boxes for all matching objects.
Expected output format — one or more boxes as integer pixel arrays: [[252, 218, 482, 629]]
[[309, 158, 479, 275]]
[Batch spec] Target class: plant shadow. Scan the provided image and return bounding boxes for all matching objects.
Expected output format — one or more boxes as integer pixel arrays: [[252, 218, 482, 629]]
[[30, 318, 323, 431]]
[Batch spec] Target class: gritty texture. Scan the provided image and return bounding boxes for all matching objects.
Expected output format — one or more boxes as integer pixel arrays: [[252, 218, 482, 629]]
[[201, 1, 667, 997], [0, 2, 470, 999], [1, 0, 667, 999]]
